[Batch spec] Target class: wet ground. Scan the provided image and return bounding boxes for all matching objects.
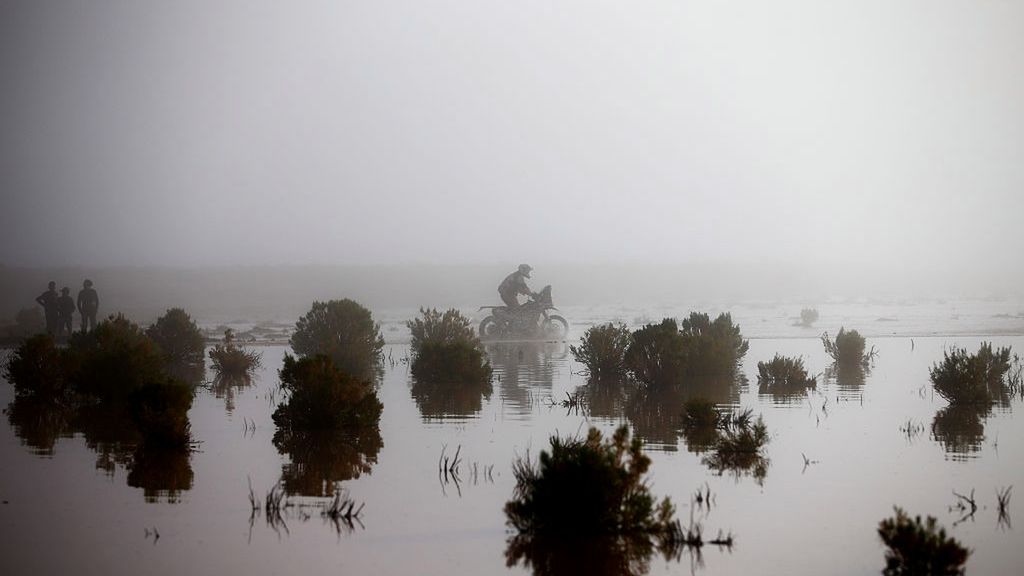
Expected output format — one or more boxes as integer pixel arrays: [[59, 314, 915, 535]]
[[1, 300, 1023, 575]]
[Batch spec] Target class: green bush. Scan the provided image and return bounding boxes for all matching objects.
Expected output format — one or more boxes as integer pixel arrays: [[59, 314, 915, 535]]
[[878, 507, 970, 575], [930, 342, 1015, 406], [571, 323, 632, 381], [624, 319, 686, 387], [208, 329, 262, 378], [624, 314, 749, 387], [66, 314, 169, 401], [505, 426, 675, 536], [290, 299, 384, 379], [407, 308, 491, 384], [408, 307, 477, 351], [272, 354, 382, 432], [757, 354, 816, 389], [678, 312, 749, 378], [4, 334, 69, 397], [4, 315, 195, 455], [145, 308, 205, 378], [822, 328, 870, 367]]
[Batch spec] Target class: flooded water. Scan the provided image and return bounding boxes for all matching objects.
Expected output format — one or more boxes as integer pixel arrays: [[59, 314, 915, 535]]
[[2, 300, 1024, 575]]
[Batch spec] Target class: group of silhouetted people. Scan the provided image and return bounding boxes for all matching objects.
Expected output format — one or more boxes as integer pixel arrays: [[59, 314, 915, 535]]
[[36, 279, 99, 339]]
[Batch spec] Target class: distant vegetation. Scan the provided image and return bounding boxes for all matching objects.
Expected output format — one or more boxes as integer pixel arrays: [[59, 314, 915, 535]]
[[208, 329, 262, 379], [877, 507, 969, 575], [504, 426, 675, 537], [930, 342, 1018, 407], [145, 308, 206, 382], [1, 307, 45, 341], [290, 299, 384, 379], [623, 313, 748, 389], [757, 354, 815, 390], [799, 308, 819, 327], [407, 308, 491, 384], [821, 328, 873, 367], [570, 323, 631, 381]]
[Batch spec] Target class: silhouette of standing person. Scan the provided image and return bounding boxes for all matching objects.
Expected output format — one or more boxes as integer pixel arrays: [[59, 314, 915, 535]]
[[57, 287, 75, 339], [77, 279, 99, 333], [35, 281, 58, 335]]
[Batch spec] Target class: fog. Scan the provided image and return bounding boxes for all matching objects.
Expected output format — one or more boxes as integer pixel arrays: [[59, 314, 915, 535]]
[[2, 1, 1023, 298]]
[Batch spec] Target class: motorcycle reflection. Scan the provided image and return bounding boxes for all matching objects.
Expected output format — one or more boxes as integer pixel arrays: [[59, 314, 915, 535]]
[[478, 285, 569, 341]]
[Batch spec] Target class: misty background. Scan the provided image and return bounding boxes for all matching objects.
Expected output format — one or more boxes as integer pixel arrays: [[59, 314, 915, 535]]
[[2, 1, 1023, 319]]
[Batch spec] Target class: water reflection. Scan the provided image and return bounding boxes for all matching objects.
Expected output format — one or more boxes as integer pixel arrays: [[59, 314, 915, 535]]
[[931, 405, 988, 460], [486, 342, 567, 415], [5, 396, 193, 501], [5, 394, 75, 455], [409, 375, 492, 421], [626, 377, 741, 453], [273, 427, 383, 497], [576, 377, 633, 420], [825, 363, 867, 400], [209, 373, 254, 413], [127, 447, 194, 502], [506, 534, 660, 576]]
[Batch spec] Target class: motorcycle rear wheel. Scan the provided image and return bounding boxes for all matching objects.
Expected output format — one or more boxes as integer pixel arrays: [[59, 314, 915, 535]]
[[542, 315, 569, 340], [479, 316, 502, 339]]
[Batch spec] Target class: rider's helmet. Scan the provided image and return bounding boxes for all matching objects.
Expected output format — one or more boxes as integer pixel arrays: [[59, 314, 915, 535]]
[[518, 263, 533, 278]]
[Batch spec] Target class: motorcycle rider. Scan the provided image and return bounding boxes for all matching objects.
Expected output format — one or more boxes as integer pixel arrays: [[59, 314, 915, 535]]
[[498, 264, 537, 309]]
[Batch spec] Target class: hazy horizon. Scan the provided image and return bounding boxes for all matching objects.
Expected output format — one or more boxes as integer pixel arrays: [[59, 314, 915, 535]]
[[2, 0, 1023, 290]]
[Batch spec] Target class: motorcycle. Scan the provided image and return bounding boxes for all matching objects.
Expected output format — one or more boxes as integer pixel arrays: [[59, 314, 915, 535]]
[[478, 285, 569, 340]]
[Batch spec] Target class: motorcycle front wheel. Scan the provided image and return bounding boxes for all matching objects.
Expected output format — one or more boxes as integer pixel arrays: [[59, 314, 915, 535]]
[[542, 315, 569, 340], [479, 316, 503, 340]]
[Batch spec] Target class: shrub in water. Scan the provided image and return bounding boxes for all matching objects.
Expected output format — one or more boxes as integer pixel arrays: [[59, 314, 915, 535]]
[[290, 299, 384, 379], [624, 319, 686, 387], [208, 329, 262, 378], [505, 425, 675, 536], [877, 507, 969, 575], [571, 323, 632, 381], [7, 307, 45, 338], [799, 308, 819, 327], [407, 308, 491, 384], [930, 342, 1015, 407], [145, 308, 205, 378], [272, 354, 382, 432], [4, 334, 69, 397], [757, 354, 816, 390], [822, 327, 871, 367], [678, 312, 749, 379], [65, 314, 169, 401]]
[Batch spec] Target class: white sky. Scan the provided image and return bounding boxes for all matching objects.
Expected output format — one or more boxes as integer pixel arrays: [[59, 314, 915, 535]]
[[1, 1, 1022, 281]]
